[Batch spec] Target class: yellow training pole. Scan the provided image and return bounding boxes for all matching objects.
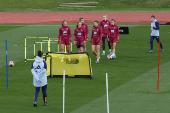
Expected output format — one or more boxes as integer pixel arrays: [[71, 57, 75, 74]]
[[41, 41, 43, 51], [65, 45, 66, 53], [71, 42, 72, 52], [48, 37, 50, 52], [25, 37, 26, 62], [34, 42, 35, 59], [58, 44, 59, 53], [26, 37, 49, 39]]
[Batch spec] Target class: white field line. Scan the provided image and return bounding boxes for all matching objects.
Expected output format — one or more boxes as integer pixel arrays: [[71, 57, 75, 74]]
[[59, 5, 96, 7], [62, 2, 98, 4]]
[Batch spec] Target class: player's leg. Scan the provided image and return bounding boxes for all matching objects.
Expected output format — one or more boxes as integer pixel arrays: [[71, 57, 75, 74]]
[[34, 87, 40, 107], [77, 46, 80, 52], [111, 42, 117, 58], [155, 36, 164, 52], [79, 45, 84, 52], [92, 45, 97, 57], [101, 37, 105, 55], [42, 85, 48, 106], [66, 40, 70, 53], [66, 45, 70, 53], [96, 45, 100, 63], [107, 39, 112, 54], [61, 44, 65, 53], [83, 42, 86, 52], [148, 36, 154, 53]]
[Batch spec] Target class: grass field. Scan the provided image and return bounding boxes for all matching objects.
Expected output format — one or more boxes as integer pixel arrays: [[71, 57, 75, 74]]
[[0, 23, 170, 113], [0, 0, 170, 12]]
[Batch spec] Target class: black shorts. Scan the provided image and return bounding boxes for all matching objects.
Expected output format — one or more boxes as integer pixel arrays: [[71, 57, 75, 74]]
[[77, 45, 84, 48]]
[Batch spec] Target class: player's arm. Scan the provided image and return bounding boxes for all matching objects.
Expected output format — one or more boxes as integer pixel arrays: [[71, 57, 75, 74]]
[[74, 29, 76, 44], [58, 28, 61, 44], [90, 30, 93, 43], [100, 27, 102, 38], [38, 61, 47, 78], [153, 21, 159, 30], [86, 24, 89, 40], [117, 26, 120, 42], [69, 27, 72, 42], [107, 26, 110, 41], [31, 62, 39, 81], [83, 29, 86, 41]]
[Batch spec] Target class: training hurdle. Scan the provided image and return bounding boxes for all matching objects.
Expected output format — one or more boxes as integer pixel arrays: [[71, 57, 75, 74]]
[[25, 37, 49, 62], [41, 39, 73, 54], [25, 37, 73, 62], [34, 41, 58, 59]]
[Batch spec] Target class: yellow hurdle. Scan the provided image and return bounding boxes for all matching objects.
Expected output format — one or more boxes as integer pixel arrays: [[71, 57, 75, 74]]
[[25, 37, 49, 62], [25, 36, 73, 62]]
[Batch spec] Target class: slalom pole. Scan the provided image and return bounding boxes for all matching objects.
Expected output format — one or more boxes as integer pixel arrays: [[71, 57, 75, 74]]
[[5, 39, 8, 89], [106, 73, 109, 113], [157, 40, 160, 91], [63, 70, 65, 113]]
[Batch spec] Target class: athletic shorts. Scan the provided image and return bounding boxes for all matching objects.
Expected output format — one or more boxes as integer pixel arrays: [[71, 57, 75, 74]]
[[102, 33, 107, 37], [61, 39, 70, 45], [110, 37, 117, 43], [75, 40, 84, 46], [77, 45, 84, 48], [92, 38, 101, 45]]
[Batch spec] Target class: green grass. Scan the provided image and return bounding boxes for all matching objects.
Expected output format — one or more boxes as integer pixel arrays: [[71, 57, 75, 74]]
[[0, 0, 170, 12], [0, 23, 170, 113]]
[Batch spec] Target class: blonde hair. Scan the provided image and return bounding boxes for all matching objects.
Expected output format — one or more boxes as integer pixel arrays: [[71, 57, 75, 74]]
[[103, 15, 107, 17]]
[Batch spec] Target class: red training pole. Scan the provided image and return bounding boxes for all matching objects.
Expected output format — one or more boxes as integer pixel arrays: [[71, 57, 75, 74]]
[[157, 40, 160, 91]]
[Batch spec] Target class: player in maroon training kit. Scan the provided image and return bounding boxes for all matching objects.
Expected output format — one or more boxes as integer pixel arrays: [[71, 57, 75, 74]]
[[90, 20, 102, 63], [108, 19, 119, 59], [58, 20, 72, 53], [79, 17, 89, 52], [74, 21, 86, 52], [100, 15, 112, 55]]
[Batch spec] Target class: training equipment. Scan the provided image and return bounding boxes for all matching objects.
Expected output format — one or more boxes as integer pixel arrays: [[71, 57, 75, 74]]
[[5, 39, 8, 89], [63, 70, 65, 113], [106, 73, 109, 113], [9, 61, 14, 67], [25, 37, 49, 62], [157, 40, 160, 91], [25, 37, 72, 62], [107, 54, 116, 59], [46, 52, 93, 79], [107, 54, 112, 59]]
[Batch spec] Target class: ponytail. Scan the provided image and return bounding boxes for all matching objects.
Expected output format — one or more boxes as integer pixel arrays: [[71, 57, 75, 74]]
[[37, 50, 43, 57], [62, 20, 66, 26]]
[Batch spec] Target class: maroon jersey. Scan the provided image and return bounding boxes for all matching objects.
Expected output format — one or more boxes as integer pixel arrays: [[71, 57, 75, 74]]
[[100, 20, 110, 34], [90, 26, 102, 41], [58, 26, 72, 42], [81, 23, 89, 40], [74, 27, 86, 41], [108, 24, 119, 38]]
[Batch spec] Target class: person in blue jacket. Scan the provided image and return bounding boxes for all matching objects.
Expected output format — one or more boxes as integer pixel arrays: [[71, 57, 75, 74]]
[[148, 15, 164, 53], [31, 50, 48, 107]]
